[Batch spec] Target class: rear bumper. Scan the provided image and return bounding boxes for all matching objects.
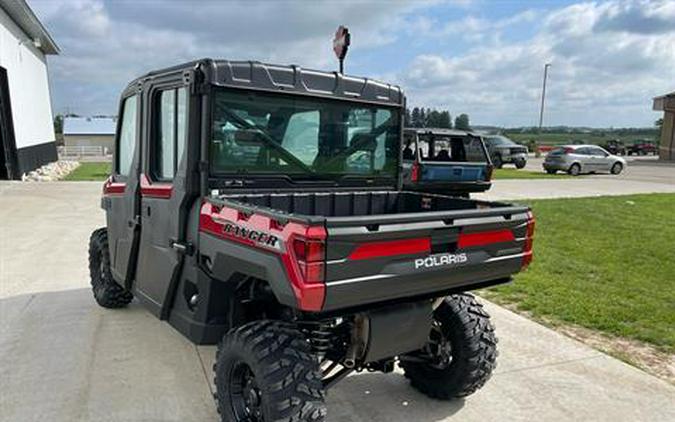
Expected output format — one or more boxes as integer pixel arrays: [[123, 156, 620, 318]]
[[322, 251, 523, 311], [405, 181, 492, 194]]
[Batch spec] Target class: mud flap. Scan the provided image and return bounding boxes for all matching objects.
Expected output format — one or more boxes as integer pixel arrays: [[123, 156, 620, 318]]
[[364, 301, 432, 363]]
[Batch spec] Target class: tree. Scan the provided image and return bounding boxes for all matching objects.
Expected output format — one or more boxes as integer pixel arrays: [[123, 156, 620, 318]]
[[53, 114, 63, 135], [427, 109, 441, 128], [411, 107, 421, 128], [439, 111, 452, 129], [455, 113, 471, 130], [419, 108, 426, 128], [404, 108, 412, 127]]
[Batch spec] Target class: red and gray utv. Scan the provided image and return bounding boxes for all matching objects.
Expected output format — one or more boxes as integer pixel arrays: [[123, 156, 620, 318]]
[[89, 59, 535, 422]]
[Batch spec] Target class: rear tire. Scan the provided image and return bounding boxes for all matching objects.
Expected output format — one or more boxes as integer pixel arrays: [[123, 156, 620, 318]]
[[493, 155, 503, 169], [89, 228, 133, 308], [611, 162, 623, 175], [400, 293, 497, 399], [568, 163, 581, 176], [546, 169, 557, 174], [214, 320, 326, 422]]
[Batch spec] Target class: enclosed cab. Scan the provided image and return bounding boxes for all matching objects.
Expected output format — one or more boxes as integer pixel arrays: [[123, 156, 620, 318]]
[[89, 59, 535, 422], [402, 128, 493, 196]]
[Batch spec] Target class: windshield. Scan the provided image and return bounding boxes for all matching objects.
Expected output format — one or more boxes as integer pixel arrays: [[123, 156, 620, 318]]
[[486, 136, 515, 146], [210, 89, 400, 179]]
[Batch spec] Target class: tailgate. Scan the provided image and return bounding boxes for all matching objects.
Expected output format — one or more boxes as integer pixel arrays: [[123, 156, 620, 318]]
[[420, 162, 489, 183], [322, 206, 533, 311]]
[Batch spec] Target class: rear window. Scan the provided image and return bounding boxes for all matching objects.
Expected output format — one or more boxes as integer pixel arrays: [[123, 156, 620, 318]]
[[418, 134, 488, 163], [549, 147, 569, 155]]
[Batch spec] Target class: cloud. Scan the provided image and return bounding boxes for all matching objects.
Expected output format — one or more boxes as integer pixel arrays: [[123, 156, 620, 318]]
[[399, 0, 675, 127], [34, 0, 436, 114], [31, 0, 675, 127]]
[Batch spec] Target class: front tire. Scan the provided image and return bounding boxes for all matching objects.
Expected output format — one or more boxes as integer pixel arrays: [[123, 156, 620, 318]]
[[89, 228, 133, 308], [515, 159, 526, 169], [493, 155, 503, 169], [611, 162, 623, 175], [214, 321, 326, 422], [400, 293, 497, 399]]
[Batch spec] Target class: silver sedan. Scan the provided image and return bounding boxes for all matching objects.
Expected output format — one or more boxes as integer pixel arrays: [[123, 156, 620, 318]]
[[543, 145, 627, 176]]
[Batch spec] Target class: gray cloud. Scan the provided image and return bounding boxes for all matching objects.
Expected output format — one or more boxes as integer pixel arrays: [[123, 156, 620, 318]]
[[398, 0, 675, 127]]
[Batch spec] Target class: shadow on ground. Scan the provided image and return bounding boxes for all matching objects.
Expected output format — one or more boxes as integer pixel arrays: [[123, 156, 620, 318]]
[[0, 288, 464, 422]]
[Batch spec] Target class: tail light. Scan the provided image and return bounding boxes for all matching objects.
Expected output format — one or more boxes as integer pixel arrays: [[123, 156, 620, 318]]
[[291, 227, 326, 284], [564, 147, 575, 154], [485, 164, 494, 181], [521, 210, 536, 270], [411, 161, 420, 182]]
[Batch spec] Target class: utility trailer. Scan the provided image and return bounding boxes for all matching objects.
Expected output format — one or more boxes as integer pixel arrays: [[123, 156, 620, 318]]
[[90, 59, 535, 422]]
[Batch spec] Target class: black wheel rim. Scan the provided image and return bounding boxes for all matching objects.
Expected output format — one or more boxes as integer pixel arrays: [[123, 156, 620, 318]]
[[93, 249, 107, 297], [424, 321, 453, 369], [229, 361, 263, 421]]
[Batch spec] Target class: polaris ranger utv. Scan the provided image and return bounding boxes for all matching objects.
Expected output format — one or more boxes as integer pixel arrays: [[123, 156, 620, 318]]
[[89, 59, 535, 422]]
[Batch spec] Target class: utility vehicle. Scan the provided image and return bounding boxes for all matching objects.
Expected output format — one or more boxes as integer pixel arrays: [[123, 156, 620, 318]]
[[89, 59, 535, 422], [401, 128, 493, 196]]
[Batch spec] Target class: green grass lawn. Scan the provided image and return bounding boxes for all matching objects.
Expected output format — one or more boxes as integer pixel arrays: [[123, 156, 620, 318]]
[[482, 194, 675, 353], [493, 168, 576, 179], [63, 162, 111, 181]]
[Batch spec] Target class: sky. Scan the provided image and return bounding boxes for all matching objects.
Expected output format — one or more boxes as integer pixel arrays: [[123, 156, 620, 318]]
[[30, 0, 675, 128]]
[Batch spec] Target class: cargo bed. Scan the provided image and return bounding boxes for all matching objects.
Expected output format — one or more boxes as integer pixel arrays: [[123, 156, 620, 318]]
[[204, 190, 533, 311]]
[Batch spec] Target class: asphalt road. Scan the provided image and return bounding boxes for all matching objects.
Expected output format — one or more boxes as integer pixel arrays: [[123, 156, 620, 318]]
[[476, 157, 675, 201], [1, 181, 674, 422]]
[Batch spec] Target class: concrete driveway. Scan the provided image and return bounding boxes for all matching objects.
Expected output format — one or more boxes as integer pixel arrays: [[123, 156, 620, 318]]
[[1, 182, 674, 422]]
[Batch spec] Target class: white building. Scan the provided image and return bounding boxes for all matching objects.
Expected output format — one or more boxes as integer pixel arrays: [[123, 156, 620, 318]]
[[63, 117, 116, 153], [0, 0, 59, 179]]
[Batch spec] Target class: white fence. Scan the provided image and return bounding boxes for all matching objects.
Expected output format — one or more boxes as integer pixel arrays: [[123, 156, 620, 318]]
[[58, 145, 110, 158]]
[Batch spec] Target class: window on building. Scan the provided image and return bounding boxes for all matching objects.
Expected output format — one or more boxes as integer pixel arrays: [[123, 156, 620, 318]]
[[117, 95, 138, 176], [154, 87, 187, 180]]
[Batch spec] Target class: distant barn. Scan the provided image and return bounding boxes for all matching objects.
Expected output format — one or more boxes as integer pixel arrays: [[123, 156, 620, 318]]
[[0, 0, 59, 179], [653, 92, 674, 161], [63, 117, 116, 155]]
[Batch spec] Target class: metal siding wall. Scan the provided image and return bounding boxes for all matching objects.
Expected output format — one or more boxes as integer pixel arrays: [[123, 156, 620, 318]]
[[0, 7, 56, 150], [659, 111, 674, 161]]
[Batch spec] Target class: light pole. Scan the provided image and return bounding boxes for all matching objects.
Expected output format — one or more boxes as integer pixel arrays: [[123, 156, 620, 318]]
[[538, 63, 551, 131]]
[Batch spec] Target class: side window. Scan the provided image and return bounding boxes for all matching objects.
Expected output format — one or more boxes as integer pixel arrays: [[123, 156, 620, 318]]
[[117, 95, 138, 177], [402, 133, 416, 161], [153, 87, 188, 180]]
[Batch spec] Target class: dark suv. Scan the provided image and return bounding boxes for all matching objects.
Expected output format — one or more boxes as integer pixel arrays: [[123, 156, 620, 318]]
[[483, 135, 529, 168], [89, 59, 535, 422]]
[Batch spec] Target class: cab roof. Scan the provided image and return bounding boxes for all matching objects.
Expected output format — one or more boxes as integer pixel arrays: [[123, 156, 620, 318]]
[[126, 58, 404, 107], [405, 127, 477, 137]]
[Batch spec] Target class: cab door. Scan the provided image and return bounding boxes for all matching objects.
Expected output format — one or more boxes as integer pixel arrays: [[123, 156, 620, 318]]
[[104, 90, 142, 286], [133, 81, 191, 316]]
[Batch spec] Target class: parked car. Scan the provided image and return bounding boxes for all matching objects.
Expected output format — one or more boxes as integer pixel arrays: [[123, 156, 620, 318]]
[[483, 135, 528, 169], [626, 140, 657, 155], [401, 128, 492, 197], [90, 59, 536, 422], [543, 145, 626, 176], [603, 139, 626, 156]]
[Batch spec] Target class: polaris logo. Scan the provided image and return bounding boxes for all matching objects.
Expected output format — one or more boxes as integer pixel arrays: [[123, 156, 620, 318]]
[[415, 253, 468, 269]]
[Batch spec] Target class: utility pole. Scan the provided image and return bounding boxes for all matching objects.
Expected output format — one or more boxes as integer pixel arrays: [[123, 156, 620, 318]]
[[538, 63, 551, 131]]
